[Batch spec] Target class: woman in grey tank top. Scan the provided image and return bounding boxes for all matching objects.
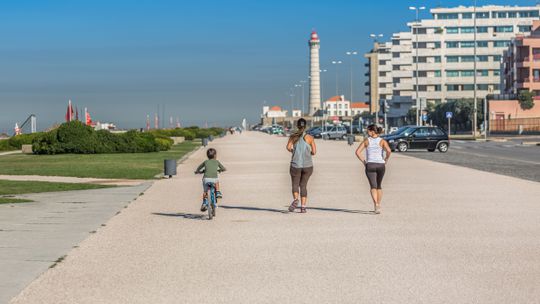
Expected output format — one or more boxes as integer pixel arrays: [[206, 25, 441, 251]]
[[355, 125, 392, 214], [286, 118, 316, 213]]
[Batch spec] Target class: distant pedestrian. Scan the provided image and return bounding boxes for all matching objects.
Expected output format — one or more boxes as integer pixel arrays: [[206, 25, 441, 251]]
[[355, 125, 392, 214], [287, 118, 316, 213]]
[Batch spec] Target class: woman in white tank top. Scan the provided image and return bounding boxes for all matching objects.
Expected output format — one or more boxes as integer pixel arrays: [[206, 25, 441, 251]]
[[355, 125, 392, 214]]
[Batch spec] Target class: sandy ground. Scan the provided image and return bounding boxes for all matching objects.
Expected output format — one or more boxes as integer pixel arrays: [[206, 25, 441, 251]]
[[10, 132, 540, 304]]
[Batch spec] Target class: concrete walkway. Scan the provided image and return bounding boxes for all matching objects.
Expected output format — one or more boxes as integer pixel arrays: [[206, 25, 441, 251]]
[[0, 175, 147, 186], [0, 183, 152, 304], [10, 132, 540, 303]]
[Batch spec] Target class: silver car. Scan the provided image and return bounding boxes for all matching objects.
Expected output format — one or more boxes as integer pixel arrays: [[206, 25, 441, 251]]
[[320, 126, 348, 140]]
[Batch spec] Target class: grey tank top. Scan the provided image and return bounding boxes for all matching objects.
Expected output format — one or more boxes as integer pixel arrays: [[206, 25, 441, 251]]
[[291, 133, 313, 168]]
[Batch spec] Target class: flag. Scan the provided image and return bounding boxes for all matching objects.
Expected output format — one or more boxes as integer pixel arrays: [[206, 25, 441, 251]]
[[146, 115, 150, 131], [85, 108, 92, 126], [14, 123, 21, 135], [154, 113, 159, 129], [65, 99, 74, 122]]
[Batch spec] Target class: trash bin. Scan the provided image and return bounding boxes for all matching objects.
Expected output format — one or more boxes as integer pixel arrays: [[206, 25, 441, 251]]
[[202, 138, 208, 147], [164, 159, 177, 178], [347, 135, 355, 146]]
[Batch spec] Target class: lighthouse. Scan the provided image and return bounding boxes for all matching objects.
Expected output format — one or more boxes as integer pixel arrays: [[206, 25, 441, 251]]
[[308, 31, 321, 116]]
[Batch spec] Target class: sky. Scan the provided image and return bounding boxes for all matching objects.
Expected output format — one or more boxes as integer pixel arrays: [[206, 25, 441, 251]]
[[0, 0, 537, 133]]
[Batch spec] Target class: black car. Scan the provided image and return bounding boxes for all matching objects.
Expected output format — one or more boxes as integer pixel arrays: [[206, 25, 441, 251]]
[[384, 126, 449, 153]]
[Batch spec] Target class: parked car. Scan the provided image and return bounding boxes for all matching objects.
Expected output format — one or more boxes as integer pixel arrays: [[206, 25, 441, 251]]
[[320, 126, 348, 140], [384, 126, 449, 152], [306, 126, 323, 138], [270, 125, 284, 135]]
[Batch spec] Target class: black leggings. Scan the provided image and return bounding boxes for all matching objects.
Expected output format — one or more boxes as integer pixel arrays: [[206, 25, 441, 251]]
[[290, 166, 313, 197], [365, 163, 386, 189]]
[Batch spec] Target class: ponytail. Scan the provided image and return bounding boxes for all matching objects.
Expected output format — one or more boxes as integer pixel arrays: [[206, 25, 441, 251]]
[[290, 118, 307, 144]]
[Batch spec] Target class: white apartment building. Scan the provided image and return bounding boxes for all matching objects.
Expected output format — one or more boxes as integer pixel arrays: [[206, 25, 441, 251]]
[[366, 5, 540, 107], [323, 95, 351, 117]]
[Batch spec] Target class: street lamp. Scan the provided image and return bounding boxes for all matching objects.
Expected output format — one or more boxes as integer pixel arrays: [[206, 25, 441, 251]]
[[319, 69, 328, 102], [300, 80, 307, 115], [369, 34, 383, 124], [332, 60, 342, 97], [473, 0, 478, 137], [410, 6, 425, 126], [346, 51, 358, 109]]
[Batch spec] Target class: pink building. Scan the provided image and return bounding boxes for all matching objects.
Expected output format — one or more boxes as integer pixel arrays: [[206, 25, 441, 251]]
[[502, 20, 540, 97]]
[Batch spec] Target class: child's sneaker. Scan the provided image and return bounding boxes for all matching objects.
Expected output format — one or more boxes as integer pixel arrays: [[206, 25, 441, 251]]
[[216, 191, 223, 199], [200, 202, 208, 212]]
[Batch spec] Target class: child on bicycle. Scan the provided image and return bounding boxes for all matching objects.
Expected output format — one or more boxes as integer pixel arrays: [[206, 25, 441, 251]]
[[194, 148, 226, 211]]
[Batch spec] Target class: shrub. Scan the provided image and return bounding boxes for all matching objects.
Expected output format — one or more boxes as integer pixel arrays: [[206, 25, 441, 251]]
[[155, 138, 173, 151], [0, 139, 15, 152], [56, 121, 99, 153], [32, 130, 64, 155], [518, 90, 535, 110], [7, 132, 44, 149]]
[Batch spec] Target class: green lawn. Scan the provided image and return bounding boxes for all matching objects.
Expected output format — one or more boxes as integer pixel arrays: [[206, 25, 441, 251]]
[[0, 197, 32, 204], [0, 180, 112, 196], [0, 141, 200, 179]]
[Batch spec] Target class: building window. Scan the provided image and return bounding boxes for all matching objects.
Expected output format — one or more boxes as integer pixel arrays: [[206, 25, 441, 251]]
[[477, 55, 489, 62], [477, 84, 489, 90], [476, 12, 490, 19], [461, 56, 475, 62], [434, 56, 441, 63], [446, 41, 459, 48], [461, 41, 475, 48], [446, 56, 459, 62], [434, 70, 441, 77], [519, 10, 539, 18], [518, 25, 532, 32], [461, 27, 475, 33], [446, 85, 460, 91], [392, 52, 400, 58], [461, 70, 474, 77], [446, 71, 459, 77], [432, 42, 441, 49], [493, 12, 507, 18], [438, 13, 459, 19], [508, 12, 517, 18], [477, 70, 489, 76], [462, 84, 474, 91], [493, 55, 502, 62], [462, 12, 473, 19], [447, 27, 459, 34], [477, 41, 488, 47], [392, 40, 400, 45], [476, 26, 488, 33], [434, 85, 441, 92], [494, 26, 513, 33], [494, 41, 510, 47], [493, 70, 500, 76]]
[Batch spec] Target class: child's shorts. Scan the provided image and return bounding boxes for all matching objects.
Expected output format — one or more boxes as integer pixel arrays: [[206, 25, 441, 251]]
[[202, 178, 219, 192]]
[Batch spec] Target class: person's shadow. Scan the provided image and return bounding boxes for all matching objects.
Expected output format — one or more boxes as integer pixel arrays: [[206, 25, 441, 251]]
[[152, 212, 206, 220], [220, 205, 374, 215]]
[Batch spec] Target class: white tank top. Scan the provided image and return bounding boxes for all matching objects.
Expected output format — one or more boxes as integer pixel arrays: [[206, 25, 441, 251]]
[[366, 137, 385, 164]]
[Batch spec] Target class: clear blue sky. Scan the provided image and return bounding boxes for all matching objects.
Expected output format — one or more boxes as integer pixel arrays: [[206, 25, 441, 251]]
[[0, 0, 536, 133]]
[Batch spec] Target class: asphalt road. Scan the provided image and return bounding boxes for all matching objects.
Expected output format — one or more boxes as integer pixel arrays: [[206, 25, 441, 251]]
[[403, 137, 540, 182]]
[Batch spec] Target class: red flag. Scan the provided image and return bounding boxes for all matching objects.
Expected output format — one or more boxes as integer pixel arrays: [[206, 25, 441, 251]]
[[85, 108, 92, 126], [65, 99, 74, 122]]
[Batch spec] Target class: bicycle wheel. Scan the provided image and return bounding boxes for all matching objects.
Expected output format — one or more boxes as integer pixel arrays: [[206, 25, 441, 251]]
[[211, 190, 216, 217], [207, 199, 213, 220]]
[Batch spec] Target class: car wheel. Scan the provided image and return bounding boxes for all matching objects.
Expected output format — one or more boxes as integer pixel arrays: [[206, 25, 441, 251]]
[[438, 142, 449, 153], [397, 142, 408, 152], [322, 134, 329, 140], [428, 148, 435, 152]]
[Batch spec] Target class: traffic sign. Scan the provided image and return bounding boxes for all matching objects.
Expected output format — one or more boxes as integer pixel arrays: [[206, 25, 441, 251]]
[[446, 112, 453, 119]]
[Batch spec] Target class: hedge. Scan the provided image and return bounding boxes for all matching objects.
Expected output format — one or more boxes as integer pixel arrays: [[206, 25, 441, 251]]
[[149, 127, 224, 141], [32, 121, 173, 155]]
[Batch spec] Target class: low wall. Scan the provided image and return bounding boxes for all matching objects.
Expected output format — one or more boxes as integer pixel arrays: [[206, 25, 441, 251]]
[[170, 137, 185, 144], [490, 117, 540, 134]]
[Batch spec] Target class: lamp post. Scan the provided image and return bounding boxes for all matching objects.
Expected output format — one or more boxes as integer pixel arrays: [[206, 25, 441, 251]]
[[319, 69, 328, 102], [332, 60, 343, 97], [346, 51, 358, 110], [410, 6, 425, 126], [369, 34, 383, 125], [473, 0, 478, 138], [300, 80, 307, 115]]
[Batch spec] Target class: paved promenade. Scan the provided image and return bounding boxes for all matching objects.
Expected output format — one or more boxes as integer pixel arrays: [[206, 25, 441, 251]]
[[10, 132, 540, 303]]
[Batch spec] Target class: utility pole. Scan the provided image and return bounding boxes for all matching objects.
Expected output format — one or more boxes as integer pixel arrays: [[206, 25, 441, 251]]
[[473, 0, 478, 138], [410, 6, 425, 126]]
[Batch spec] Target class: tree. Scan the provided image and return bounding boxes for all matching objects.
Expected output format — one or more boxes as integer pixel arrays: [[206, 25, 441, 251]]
[[518, 90, 535, 110]]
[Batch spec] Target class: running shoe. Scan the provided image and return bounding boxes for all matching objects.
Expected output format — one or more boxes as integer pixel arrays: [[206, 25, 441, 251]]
[[216, 191, 223, 199], [200, 202, 208, 212], [288, 200, 298, 212]]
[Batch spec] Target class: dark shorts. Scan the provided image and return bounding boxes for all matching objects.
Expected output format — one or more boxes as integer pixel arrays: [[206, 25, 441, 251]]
[[365, 163, 386, 189]]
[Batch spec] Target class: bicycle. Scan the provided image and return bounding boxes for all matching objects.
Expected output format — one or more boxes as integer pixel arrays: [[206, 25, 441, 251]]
[[203, 182, 218, 220]]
